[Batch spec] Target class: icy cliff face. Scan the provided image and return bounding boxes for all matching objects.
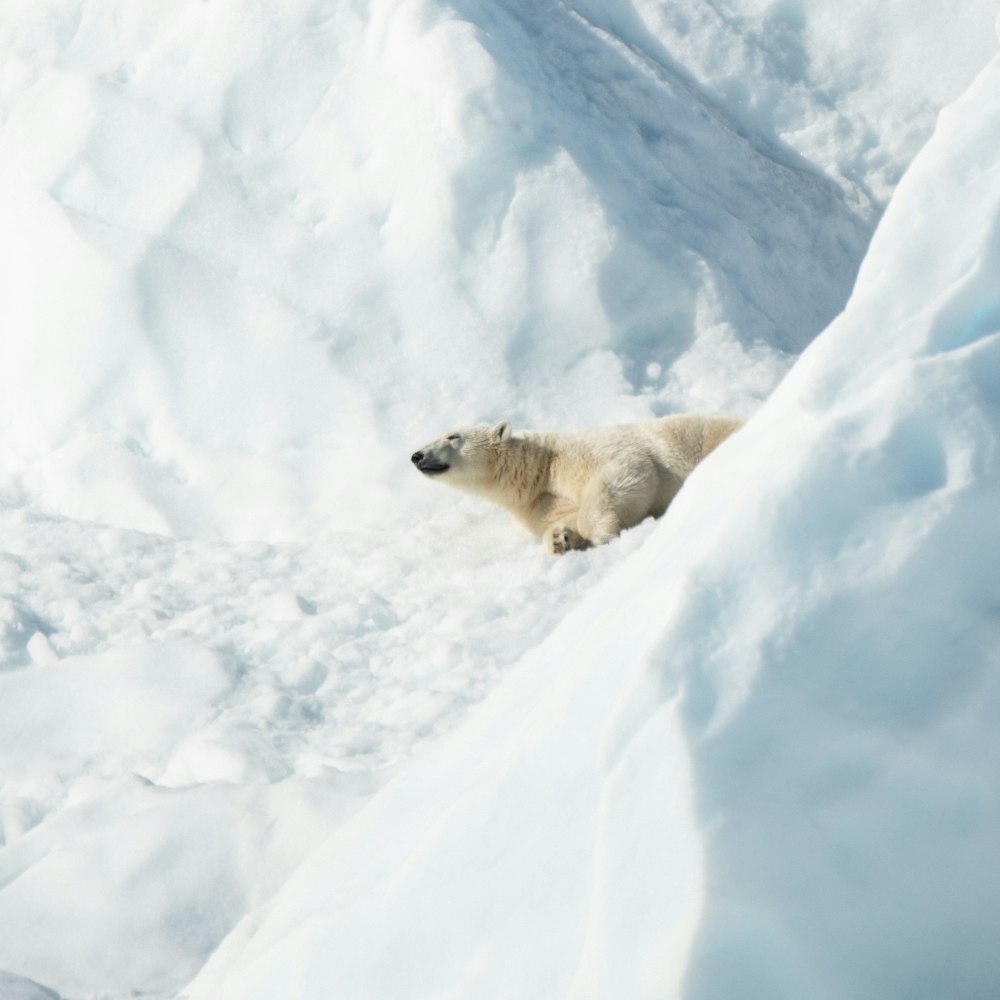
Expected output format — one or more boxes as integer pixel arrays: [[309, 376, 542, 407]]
[[0, 1, 998, 998]]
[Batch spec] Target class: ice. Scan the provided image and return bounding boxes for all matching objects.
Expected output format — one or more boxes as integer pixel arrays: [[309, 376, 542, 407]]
[[0, 0, 998, 997]]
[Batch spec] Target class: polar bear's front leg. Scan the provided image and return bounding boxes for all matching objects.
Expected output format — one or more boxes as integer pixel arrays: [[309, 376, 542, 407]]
[[545, 525, 591, 555], [576, 465, 656, 547]]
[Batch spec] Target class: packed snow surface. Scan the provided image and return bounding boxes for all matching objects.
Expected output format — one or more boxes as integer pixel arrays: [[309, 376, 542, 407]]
[[1, 1, 998, 998]]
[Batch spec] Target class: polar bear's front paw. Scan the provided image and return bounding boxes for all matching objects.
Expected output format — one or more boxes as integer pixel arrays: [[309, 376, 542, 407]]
[[545, 525, 590, 555]]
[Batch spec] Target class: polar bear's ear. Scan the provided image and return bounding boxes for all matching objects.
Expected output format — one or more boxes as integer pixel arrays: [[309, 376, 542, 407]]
[[490, 420, 512, 444]]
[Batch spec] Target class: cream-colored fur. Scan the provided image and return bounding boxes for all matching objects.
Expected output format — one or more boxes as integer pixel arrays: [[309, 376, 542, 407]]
[[411, 414, 744, 553]]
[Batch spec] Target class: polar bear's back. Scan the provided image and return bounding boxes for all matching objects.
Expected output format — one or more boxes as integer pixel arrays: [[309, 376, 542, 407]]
[[649, 413, 745, 475], [524, 414, 742, 476]]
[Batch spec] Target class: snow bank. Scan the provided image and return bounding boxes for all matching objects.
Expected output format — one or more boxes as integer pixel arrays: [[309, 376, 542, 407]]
[[187, 37, 1000, 1000], [0, 642, 358, 996], [670, 48, 1000, 998], [0, 775, 370, 998]]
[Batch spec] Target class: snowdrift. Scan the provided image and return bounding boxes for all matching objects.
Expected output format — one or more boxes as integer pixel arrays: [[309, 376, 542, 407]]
[[187, 35, 1000, 1000]]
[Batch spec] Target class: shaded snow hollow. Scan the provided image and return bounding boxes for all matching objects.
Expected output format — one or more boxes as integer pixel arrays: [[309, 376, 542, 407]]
[[0, 2, 998, 999]]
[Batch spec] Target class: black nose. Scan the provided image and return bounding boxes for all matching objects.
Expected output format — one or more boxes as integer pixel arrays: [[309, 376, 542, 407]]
[[411, 451, 424, 465]]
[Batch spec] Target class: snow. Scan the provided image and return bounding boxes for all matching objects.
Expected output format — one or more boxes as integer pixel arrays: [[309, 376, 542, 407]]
[[0, 1, 998, 998]]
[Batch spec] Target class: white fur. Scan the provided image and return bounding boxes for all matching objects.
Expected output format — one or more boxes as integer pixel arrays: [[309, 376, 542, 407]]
[[412, 414, 744, 553]]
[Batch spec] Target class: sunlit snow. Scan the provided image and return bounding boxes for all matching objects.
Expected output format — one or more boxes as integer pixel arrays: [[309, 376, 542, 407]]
[[1, 1, 998, 998]]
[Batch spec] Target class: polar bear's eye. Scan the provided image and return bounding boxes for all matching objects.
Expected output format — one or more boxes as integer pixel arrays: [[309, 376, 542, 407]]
[[447, 434, 461, 442]]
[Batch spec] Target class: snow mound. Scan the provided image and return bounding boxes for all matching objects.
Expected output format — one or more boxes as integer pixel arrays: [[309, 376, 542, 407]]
[[0, 642, 232, 778], [0, 0, 943, 542], [671, 48, 1000, 999], [0, 777, 370, 998]]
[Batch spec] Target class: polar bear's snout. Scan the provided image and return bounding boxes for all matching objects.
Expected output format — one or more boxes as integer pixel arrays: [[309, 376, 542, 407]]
[[411, 450, 450, 475]]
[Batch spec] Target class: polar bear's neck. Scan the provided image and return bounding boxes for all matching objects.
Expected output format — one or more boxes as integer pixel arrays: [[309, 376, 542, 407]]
[[479, 434, 553, 513]]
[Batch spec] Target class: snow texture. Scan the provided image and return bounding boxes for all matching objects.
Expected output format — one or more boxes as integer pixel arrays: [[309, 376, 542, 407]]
[[0, 1, 998, 998]]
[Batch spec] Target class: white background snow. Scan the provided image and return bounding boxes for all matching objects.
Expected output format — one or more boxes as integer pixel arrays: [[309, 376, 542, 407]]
[[1, 1, 999, 998]]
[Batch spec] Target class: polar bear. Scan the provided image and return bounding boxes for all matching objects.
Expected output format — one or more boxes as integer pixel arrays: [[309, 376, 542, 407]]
[[411, 414, 744, 553]]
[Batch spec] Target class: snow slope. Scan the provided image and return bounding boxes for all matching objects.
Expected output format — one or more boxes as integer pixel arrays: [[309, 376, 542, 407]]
[[0, 0, 997, 997], [5, 0, 993, 543], [188, 41, 1000, 1000]]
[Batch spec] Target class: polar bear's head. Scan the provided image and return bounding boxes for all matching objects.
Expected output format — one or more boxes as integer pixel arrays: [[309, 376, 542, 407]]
[[411, 421, 511, 490]]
